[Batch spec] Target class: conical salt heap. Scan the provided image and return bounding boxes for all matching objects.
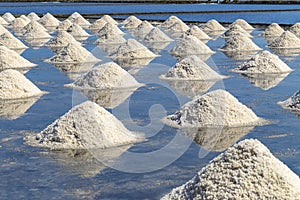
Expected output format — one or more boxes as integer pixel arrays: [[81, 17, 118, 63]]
[[0, 31, 28, 50], [22, 21, 51, 39], [20, 15, 31, 24], [170, 35, 215, 58], [122, 15, 142, 29], [89, 18, 107, 30], [48, 30, 82, 47], [0, 24, 9, 35], [233, 50, 292, 74], [112, 39, 157, 59], [289, 23, 300, 37], [268, 31, 300, 48], [10, 17, 29, 29], [2, 12, 15, 23], [0, 69, 43, 100], [184, 25, 211, 40], [95, 31, 126, 44], [30, 101, 142, 149], [223, 24, 252, 38], [230, 19, 254, 31], [162, 139, 300, 200], [163, 89, 264, 128], [39, 13, 60, 27], [165, 20, 190, 33], [134, 20, 154, 38], [100, 15, 118, 25], [278, 90, 300, 111], [0, 16, 9, 26], [67, 23, 90, 37], [201, 19, 226, 32], [96, 22, 123, 37], [27, 12, 40, 21], [66, 62, 142, 90], [262, 23, 284, 37], [57, 19, 73, 31], [144, 27, 173, 43], [67, 12, 91, 27], [160, 16, 185, 28], [161, 55, 225, 80], [220, 34, 262, 52], [0, 46, 36, 70]]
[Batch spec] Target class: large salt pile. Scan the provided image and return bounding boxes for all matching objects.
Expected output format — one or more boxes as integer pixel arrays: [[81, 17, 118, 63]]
[[262, 23, 284, 37], [161, 55, 225, 80], [278, 90, 300, 111], [220, 34, 262, 52], [48, 31, 81, 48], [39, 13, 60, 27], [230, 19, 254, 30], [2, 12, 15, 23], [233, 50, 292, 74], [170, 35, 215, 58], [144, 27, 173, 43], [67, 23, 90, 37], [134, 20, 154, 38], [162, 139, 300, 200], [122, 15, 142, 29], [57, 19, 73, 31], [0, 16, 9, 26], [67, 12, 91, 27], [9, 17, 29, 29], [100, 15, 118, 25], [27, 12, 40, 21], [22, 21, 51, 39], [289, 23, 300, 37], [0, 69, 43, 100], [201, 19, 226, 32], [96, 22, 123, 37], [268, 31, 300, 48], [163, 89, 264, 128], [89, 19, 107, 31], [0, 31, 28, 50], [184, 25, 211, 40], [66, 62, 142, 90], [28, 101, 142, 149], [0, 46, 36, 70], [223, 24, 252, 38]]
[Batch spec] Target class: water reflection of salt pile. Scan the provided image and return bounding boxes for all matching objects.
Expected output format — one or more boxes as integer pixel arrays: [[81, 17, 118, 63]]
[[222, 50, 257, 60]]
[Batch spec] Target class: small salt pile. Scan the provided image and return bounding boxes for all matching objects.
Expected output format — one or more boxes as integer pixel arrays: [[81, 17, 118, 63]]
[[89, 19, 107, 30], [10, 17, 29, 29], [143, 27, 173, 43], [95, 32, 126, 44], [134, 20, 154, 38], [30, 101, 142, 149], [278, 90, 300, 110], [289, 23, 300, 37], [2, 12, 15, 23], [262, 23, 284, 37], [67, 12, 91, 27], [162, 139, 300, 200], [268, 31, 300, 48], [233, 50, 292, 74], [163, 89, 263, 128], [161, 55, 225, 80], [57, 19, 73, 31], [0, 69, 43, 100], [39, 13, 60, 27], [230, 19, 254, 30], [122, 15, 142, 29], [100, 15, 118, 25], [0, 16, 9, 26], [184, 25, 211, 40], [0, 46, 36, 70], [170, 35, 215, 58], [223, 24, 252, 38], [27, 12, 40, 21], [201, 19, 226, 32], [160, 16, 185, 28], [0, 24, 9, 35], [96, 22, 123, 37], [48, 31, 81, 48], [66, 62, 142, 90], [165, 20, 190, 33], [67, 23, 90, 37], [0, 31, 28, 50], [22, 20, 51, 39], [20, 15, 31, 24], [220, 34, 262, 52]]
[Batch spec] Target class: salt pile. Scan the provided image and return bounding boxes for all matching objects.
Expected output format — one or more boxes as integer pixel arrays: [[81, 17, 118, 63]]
[[165, 20, 190, 33], [289, 23, 300, 37], [100, 15, 118, 25], [162, 139, 300, 200], [67, 23, 90, 37], [0, 24, 8, 35], [0, 46, 36, 70], [10, 17, 29, 29], [48, 31, 81, 47], [220, 34, 262, 52], [39, 13, 60, 27], [0, 16, 9, 26], [122, 15, 142, 29], [0, 31, 28, 50], [67, 12, 91, 27], [201, 19, 226, 32], [134, 20, 154, 38], [95, 32, 126, 44], [144, 27, 173, 43], [89, 19, 107, 30], [29, 101, 142, 149], [163, 89, 263, 128], [170, 35, 215, 58], [160, 16, 185, 28], [2, 12, 15, 23], [184, 25, 211, 40], [57, 19, 73, 31], [230, 19, 254, 30], [278, 90, 300, 110], [233, 50, 292, 74], [66, 62, 142, 90], [27, 12, 40, 21], [268, 31, 300, 48], [22, 21, 51, 39], [262, 23, 284, 37], [20, 15, 31, 24], [111, 39, 157, 59], [96, 22, 123, 37], [161, 55, 225, 80], [223, 24, 252, 38], [0, 69, 43, 100]]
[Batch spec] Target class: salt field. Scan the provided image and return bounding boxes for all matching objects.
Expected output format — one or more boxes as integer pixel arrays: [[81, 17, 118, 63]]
[[1, 3, 300, 199]]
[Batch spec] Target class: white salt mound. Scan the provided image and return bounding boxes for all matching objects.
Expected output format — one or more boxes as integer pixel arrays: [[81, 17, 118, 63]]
[[100, 15, 118, 25], [144, 27, 173, 43], [161, 55, 225, 80], [68, 12, 91, 27], [95, 32, 126, 44], [22, 20, 48, 33], [33, 101, 141, 149], [0, 69, 43, 100], [89, 19, 107, 30], [134, 20, 154, 38], [202, 19, 226, 32], [67, 23, 90, 37], [230, 19, 254, 30], [57, 19, 73, 31], [0, 46, 36, 70], [39, 13, 60, 27], [0, 16, 9, 25], [162, 139, 300, 200], [27, 12, 40, 21], [223, 24, 252, 38], [96, 22, 123, 37], [278, 90, 300, 110], [290, 23, 300, 37], [122, 15, 142, 29], [22, 21, 51, 39], [48, 31, 81, 47], [20, 15, 31, 24], [0, 24, 9, 35], [220, 34, 262, 51], [268, 31, 300, 48], [163, 89, 263, 128], [184, 25, 211, 40], [67, 62, 142, 90], [165, 20, 189, 33], [10, 18, 29, 29], [0, 31, 28, 49], [160, 16, 184, 28], [233, 50, 292, 74], [2, 12, 15, 23], [262, 23, 284, 37]]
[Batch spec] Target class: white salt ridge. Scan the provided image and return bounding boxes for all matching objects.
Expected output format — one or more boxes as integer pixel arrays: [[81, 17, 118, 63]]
[[67, 62, 142, 90], [39, 13, 60, 27], [100, 15, 118, 25], [262, 23, 284, 37], [184, 25, 211, 40], [32, 101, 142, 149], [233, 50, 292, 74], [89, 19, 107, 30], [268, 31, 300, 48], [0, 16, 9, 25], [122, 15, 142, 29], [165, 20, 189, 33], [220, 34, 262, 52], [161, 55, 225, 80], [202, 19, 226, 32], [2, 12, 15, 23], [68, 12, 91, 27], [223, 24, 252, 38], [278, 90, 300, 110], [163, 89, 263, 128], [0, 31, 28, 49], [162, 139, 300, 200], [230, 19, 254, 30], [170, 35, 215, 57], [57, 19, 73, 31], [96, 23, 123, 37], [67, 23, 90, 37], [10, 17, 29, 29], [0, 46, 36, 70], [112, 39, 157, 59], [134, 20, 154, 38], [0, 69, 43, 100], [27, 12, 40, 21], [144, 27, 173, 43], [290, 23, 300, 37], [48, 31, 81, 47], [160, 16, 184, 28], [95, 32, 126, 44]]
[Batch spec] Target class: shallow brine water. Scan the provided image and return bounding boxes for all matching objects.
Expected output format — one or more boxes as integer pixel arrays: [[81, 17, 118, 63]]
[[1, 3, 300, 200]]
